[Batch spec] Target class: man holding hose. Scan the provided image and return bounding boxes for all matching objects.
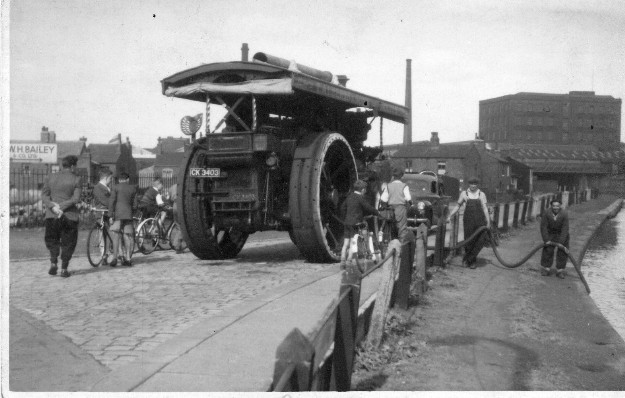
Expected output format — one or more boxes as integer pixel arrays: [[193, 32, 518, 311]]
[[540, 199, 569, 279]]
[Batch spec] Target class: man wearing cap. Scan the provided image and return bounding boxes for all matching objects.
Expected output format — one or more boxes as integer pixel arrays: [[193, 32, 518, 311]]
[[540, 199, 569, 278], [380, 167, 412, 243], [41, 155, 83, 278], [447, 177, 490, 269]]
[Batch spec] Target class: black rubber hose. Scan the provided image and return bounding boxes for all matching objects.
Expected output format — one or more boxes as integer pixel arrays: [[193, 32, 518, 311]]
[[448, 225, 590, 294]]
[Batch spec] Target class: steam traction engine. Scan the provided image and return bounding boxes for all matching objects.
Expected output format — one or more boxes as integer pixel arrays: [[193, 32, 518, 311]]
[[162, 51, 409, 262]]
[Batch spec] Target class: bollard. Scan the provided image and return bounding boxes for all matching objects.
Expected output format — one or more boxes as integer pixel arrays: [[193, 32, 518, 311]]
[[413, 224, 428, 300], [493, 204, 500, 231], [502, 203, 510, 231], [521, 200, 528, 225], [512, 201, 520, 228]]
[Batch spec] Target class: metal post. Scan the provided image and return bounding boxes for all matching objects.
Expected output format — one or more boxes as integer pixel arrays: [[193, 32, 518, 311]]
[[252, 95, 257, 132], [503, 203, 510, 231], [205, 96, 211, 135], [379, 117, 384, 151]]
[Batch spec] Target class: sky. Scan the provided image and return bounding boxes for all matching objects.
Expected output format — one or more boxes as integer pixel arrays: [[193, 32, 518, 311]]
[[6, 0, 625, 149]]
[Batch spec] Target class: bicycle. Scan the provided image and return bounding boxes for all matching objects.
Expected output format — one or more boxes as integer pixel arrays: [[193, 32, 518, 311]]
[[376, 206, 397, 258], [135, 207, 186, 254], [86, 208, 135, 266]]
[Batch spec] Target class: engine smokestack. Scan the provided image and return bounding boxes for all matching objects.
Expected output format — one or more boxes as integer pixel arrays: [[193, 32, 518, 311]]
[[403, 59, 412, 145], [241, 43, 249, 62]]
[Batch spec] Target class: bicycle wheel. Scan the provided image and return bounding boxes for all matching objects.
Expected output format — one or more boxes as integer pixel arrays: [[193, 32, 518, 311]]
[[379, 221, 394, 258], [87, 224, 110, 267], [167, 222, 187, 252], [136, 218, 160, 254]]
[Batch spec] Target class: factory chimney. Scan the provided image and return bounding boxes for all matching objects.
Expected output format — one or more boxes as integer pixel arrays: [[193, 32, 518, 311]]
[[403, 59, 412, 145]]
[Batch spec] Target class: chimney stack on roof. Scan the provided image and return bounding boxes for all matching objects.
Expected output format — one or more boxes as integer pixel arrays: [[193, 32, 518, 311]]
[[430, 131, 440, 145], [40, 126, 56, 143]]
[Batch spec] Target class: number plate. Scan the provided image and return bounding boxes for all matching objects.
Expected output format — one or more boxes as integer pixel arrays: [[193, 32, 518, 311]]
[[189, 168, 221, 178]]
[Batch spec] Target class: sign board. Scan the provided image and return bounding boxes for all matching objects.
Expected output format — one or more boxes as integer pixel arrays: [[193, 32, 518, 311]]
[[9, 143, 58, 163]]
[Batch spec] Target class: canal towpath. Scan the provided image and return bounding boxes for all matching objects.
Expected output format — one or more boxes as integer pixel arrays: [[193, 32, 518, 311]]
[[353, 195, 625, 390]]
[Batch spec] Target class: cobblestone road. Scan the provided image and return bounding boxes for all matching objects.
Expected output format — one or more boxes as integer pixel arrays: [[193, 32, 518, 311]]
[[9, 232, 336, 370]]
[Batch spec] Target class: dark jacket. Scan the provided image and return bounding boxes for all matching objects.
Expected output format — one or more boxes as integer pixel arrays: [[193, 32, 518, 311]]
[[141, 186, 161, 206], [92, 182, 111, 210], [42, 169, 82, 221], [540, 209, 569, 243], [341, 191, 380, 226], [109, 182, 138, 220]]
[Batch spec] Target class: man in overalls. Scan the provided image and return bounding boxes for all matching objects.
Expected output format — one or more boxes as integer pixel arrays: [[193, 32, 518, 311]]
[[540, 199, 569, 279], [380, 167, 412, 243], [447, 177, 490, 268]]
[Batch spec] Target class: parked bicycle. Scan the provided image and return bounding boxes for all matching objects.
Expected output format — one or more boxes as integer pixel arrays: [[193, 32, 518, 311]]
[[135, 206, 186, 254], [376, 206, 397, 258], [86, 208, 135, 266]]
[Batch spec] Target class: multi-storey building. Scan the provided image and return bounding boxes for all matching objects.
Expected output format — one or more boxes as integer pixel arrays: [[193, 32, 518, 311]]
[[479, 91, 621, 149]]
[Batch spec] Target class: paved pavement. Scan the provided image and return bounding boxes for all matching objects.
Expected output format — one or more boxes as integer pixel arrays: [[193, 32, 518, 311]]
[[8, 232, 337, 391]]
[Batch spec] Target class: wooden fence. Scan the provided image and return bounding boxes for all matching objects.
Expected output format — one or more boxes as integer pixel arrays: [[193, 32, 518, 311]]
[[271, 229, 429, 391]]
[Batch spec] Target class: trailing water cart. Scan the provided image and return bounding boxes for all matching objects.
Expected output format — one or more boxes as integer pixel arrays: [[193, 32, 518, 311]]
[[162, 47, 409, 262]]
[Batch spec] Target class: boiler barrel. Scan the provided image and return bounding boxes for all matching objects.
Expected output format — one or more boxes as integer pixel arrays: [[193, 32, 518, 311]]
[[253, 52, 334, 83]]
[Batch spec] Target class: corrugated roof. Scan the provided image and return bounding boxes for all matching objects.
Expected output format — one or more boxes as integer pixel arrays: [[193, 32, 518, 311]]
[[393, 143, 472, 159], [522, 162, 610, 174], [88, 143, 121, 164], [502, 146, 625, 162], [155, 152, 185, 167]]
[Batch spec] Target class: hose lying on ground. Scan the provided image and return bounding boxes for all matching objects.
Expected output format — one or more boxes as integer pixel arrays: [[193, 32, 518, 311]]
[[448, 225, 590, 294]]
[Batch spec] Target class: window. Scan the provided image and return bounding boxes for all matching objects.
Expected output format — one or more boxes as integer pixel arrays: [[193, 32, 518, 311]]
[[437, 161, 446, 175], [562, 132, 569, 142], [547, 131, 553, 141], [51, 165, 60, 173], [562, 120, 569, 130]]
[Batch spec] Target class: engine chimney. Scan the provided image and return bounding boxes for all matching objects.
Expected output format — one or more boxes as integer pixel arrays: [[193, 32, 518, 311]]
[[336, 75, 349, 87], [403, 59, 412, 146], [241, 43, 249, 62]]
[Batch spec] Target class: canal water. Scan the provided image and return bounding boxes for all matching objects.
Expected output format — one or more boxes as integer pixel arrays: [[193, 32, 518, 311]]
[[583, 208, 625, 341]]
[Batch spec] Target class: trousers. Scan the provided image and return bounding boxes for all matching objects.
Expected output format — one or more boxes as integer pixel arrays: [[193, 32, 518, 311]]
[[45, 217, 79, 268]]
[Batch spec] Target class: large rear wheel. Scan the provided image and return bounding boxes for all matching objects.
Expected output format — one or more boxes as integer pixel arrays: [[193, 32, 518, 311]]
[[176, 144, 249, 259], [289, 133, 357, 263]]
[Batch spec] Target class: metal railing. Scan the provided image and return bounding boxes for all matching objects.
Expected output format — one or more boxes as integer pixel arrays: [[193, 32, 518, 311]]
[[9, 169, 177, 228]]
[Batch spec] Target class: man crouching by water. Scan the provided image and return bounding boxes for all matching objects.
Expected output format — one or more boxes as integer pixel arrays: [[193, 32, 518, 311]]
[[540, 199, 569, 279]]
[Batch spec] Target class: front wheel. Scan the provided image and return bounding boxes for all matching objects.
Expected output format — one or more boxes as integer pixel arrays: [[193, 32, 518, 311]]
[[168, 222, 188, 252], [136, 218, 160, 254], [87, 224, 111, 267]]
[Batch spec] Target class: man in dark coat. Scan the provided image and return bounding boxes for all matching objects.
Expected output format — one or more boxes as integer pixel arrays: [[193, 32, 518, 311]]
[[109, 172, 138, 266], [540, 199, 570, 278], [340, 179, 382, 268], [42, 155, 82, 278], [92, 168, 112, 210]]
